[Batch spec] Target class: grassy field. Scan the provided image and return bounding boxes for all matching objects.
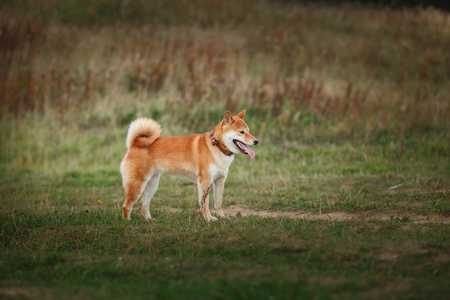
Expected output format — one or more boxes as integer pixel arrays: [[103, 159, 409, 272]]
[[1, 0, 449, 299]]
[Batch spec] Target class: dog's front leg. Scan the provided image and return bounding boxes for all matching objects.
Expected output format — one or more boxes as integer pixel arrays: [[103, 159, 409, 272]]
[[197, 178, 218, 222], [213, 176, 227, 218]]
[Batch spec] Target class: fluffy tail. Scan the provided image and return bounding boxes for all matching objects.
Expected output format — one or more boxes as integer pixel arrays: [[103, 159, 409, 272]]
[[126, 118, 162, 149]]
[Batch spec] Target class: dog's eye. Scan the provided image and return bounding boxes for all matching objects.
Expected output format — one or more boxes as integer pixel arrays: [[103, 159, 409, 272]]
[[239, 131, 245, 134]]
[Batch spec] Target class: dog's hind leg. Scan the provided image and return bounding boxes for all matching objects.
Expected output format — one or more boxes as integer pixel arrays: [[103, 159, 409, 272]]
[[197, 177, 217, 222], [140, 172, 161, 220], [122, 183, 143, 220], [122, 178, 148, 220], [213, 175, 227, 218]]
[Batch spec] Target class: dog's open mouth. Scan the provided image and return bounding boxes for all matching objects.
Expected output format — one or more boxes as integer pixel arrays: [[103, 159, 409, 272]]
[[233, 140, 255, 159]]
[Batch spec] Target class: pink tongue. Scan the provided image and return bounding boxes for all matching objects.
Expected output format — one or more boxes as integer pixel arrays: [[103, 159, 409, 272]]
[[242, 143, 255, 159]]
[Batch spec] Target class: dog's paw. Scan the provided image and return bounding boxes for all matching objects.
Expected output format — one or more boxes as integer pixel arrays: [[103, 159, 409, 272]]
[[215, 210, 228, 219], [216, 214, 230, 219], [209, 216, 219, 222]]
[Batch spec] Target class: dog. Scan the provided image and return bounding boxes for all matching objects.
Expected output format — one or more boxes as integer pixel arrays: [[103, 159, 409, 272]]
[[120, 110, 259, 222]]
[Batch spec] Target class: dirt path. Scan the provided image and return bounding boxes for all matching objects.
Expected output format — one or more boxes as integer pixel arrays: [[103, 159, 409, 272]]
[[160, 205, 450, 224]]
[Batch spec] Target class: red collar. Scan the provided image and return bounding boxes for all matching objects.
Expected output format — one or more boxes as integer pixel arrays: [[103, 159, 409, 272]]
[[210, 130, 234, 156]]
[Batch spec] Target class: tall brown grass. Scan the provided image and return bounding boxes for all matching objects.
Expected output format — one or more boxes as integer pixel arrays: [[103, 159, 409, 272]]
[[0, 1, 448, 142]]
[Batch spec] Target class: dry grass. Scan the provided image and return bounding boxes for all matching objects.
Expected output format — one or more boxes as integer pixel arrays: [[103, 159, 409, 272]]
[[0, 1, 448, 142]]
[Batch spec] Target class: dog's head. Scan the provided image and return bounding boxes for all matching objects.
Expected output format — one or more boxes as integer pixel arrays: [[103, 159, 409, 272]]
[[220, 110, 259, 158]]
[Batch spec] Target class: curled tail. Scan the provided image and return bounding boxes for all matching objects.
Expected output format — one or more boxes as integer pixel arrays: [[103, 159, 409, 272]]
[[126, 118, 162, 149]]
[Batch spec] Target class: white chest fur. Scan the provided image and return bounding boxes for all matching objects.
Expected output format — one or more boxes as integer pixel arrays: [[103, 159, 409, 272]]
[[209, 151, 234, 181]]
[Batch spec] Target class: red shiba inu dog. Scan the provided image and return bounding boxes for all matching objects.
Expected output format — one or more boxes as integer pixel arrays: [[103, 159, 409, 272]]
[[120, 110, 258, 222]]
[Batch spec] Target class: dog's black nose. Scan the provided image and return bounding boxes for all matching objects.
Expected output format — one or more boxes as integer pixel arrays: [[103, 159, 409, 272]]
[[254, 140, 259, 145]]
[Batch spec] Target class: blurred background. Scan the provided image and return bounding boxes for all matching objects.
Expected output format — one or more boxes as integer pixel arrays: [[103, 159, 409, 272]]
[[0, 0, 448, 176]]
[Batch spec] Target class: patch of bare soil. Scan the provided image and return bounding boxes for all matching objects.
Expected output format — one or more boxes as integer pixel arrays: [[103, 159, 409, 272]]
[[160, 205, 450, 223], [0, 287, 39, 299]]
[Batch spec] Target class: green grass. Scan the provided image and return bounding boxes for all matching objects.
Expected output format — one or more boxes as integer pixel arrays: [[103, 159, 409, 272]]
[[1, 206, 449, 299], [1, 134, 449, 298], [1, 0, 450, 299]]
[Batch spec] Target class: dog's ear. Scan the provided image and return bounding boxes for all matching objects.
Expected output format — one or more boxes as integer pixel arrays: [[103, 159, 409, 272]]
[[236, 109, 246, 119], [223, 111, 234, 125]]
